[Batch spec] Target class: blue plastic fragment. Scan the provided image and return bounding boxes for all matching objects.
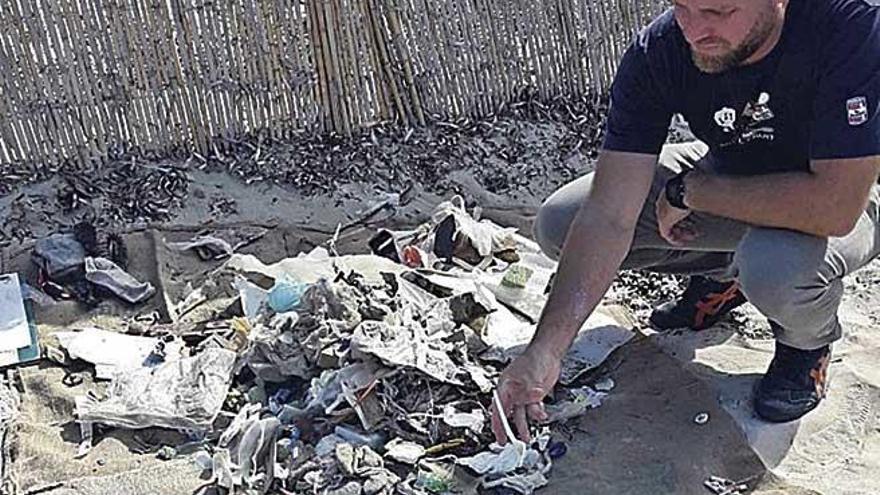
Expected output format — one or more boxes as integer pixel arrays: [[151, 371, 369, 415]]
[[269, 387, 295, 414], [548, 440, 568, 459], [289, 425, 301, 443], [267, 279, 307, 313]]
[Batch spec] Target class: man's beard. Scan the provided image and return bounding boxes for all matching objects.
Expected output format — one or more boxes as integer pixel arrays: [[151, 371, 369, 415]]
[[691, 15, 777, 73]]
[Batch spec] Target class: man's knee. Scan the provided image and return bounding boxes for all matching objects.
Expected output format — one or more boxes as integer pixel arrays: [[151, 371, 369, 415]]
[[533, 174, 595, 260], [734, 228, 832, 318], [534, 198, 570, 261]]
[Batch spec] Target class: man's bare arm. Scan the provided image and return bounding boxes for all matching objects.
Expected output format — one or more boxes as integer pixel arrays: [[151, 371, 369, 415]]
[[528, 150, 657, 360], [685, 156, 880, 238]]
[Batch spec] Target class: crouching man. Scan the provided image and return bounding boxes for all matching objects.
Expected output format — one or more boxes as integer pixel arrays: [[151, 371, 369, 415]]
[[492, 0, 880, 443]]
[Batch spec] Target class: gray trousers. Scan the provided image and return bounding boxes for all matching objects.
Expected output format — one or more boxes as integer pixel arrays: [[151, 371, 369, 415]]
[[535, 141, 880, 350]]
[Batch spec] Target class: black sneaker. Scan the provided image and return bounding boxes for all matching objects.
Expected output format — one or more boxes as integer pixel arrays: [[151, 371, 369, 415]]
[[649, 276, 747, 330], [754, 340, 831, 422]]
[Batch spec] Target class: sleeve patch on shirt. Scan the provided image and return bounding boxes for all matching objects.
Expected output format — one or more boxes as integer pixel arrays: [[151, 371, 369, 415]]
[[847, 96, 869, 126]]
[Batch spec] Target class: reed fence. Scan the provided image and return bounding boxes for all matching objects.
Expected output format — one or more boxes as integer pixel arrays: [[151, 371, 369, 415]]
[[0, 0, 669, 169]]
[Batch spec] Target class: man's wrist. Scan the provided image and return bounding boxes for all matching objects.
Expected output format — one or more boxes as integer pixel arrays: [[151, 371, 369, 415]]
[[527, 330, 573, 362]]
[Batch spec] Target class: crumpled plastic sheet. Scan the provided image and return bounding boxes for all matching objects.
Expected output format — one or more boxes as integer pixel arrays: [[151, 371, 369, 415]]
[[224, 249, 405, 287], [474, 252, 556, 322], [304, 362, 387, 430], [383, 439, 425, 465], [455, 393, 551, 494], [240, 313, 311, 382], [559, 323, 634, 385], [75, 348, 236, 430], [442, 404, 486, 435], [84, 256, 156, 304], [54, 327, 182, 380], [166, 235, 234, 260], [545, 386, 609, 423], [430, 196, 518, 260], [351, 319, 463, 386], [0, 380, 19, 428], [215, 403, 281, 493]]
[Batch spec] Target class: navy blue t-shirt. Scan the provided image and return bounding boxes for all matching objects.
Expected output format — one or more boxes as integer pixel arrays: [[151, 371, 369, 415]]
[[603, 0, 880, 175]]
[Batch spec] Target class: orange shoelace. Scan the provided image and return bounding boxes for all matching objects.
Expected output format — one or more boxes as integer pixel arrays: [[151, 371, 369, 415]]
[[693, 282, 742, 328], [810, 354, 831, 397]]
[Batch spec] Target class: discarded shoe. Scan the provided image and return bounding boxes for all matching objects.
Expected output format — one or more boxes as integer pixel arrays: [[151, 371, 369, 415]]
[[649, 276, 746, 330], [754, 339, 831, 423]]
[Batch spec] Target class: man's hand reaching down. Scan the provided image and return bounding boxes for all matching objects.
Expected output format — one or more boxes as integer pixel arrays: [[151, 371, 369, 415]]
[[490, 347, 562, 444]]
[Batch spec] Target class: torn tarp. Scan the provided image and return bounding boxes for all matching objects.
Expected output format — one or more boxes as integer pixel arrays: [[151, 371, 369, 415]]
[[75, 348, 236, 430], [54, 327, 183, 380], [351, 320, 463, 386]]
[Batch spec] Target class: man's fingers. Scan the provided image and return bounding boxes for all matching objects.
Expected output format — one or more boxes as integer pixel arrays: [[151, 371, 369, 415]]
[[523, 387, 546, 403], [527, 402, 548, 423], [514, 405, 531, 443], [490, 401, 508, 445]]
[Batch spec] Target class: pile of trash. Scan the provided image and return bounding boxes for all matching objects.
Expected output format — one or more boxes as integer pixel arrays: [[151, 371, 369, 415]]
[[21, 196, 633, 494]]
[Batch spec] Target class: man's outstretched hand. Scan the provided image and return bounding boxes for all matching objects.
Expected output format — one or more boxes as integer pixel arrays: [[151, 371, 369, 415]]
[[490, 347, 562, 444]]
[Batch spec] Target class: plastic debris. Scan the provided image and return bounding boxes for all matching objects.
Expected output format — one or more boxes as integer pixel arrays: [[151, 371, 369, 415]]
[[442, 404, 486, 434], [594, 376, 616, 392], [545, 386, 608, 423], [267, 278, 308, 313], [0, 274, 38, 362], [167, 235, 235, 260], [54, 327, 182, 380], [384, 439, 425, 465], [15, 195, 640, 495], [704, 475, 749, 495], [216, 404, 282, 492], [351, 320, 464, 385], [75, 348, 236, 430], [84, 256, 156, 304], [694, 412, 710, 425], [334, 425, 386, 452], [547, 441, 567, 459]]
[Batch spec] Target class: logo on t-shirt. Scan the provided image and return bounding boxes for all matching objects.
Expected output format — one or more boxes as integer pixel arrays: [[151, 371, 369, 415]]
[[714, 107, 737, 132], [715, 92, 777, 149], [847, 96, 868, 126]]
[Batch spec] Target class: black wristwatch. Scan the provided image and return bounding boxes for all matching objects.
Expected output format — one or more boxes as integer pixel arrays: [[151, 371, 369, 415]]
[[665, 169, 692, 209]]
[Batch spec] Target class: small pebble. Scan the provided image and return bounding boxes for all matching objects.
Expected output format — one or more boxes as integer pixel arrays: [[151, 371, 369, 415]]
[[157, 445, 177, 460], [694, 412, 710, 425], [96, 458, 106, 466]]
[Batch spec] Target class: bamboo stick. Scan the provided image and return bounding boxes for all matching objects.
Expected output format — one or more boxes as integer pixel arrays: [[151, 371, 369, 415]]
[[49, 0, 100, 162], [262, 0, 294, 137], [6, 0, 52, 163], [66, 0, 111, 161], [306, 0, 331, 132], [0, 36, 25, 163], [89, 0, 128, 149], [382, 0, 424, 124], [128, 0, 168, 150], [356, 0, 390, 121], [281, 0, 309, 131], [365, 0, 408, 124], [435, 0, 469, 115], [242, 0, 271, 134], [29, 0, 76, 161], [325, 0, 353, 134]]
